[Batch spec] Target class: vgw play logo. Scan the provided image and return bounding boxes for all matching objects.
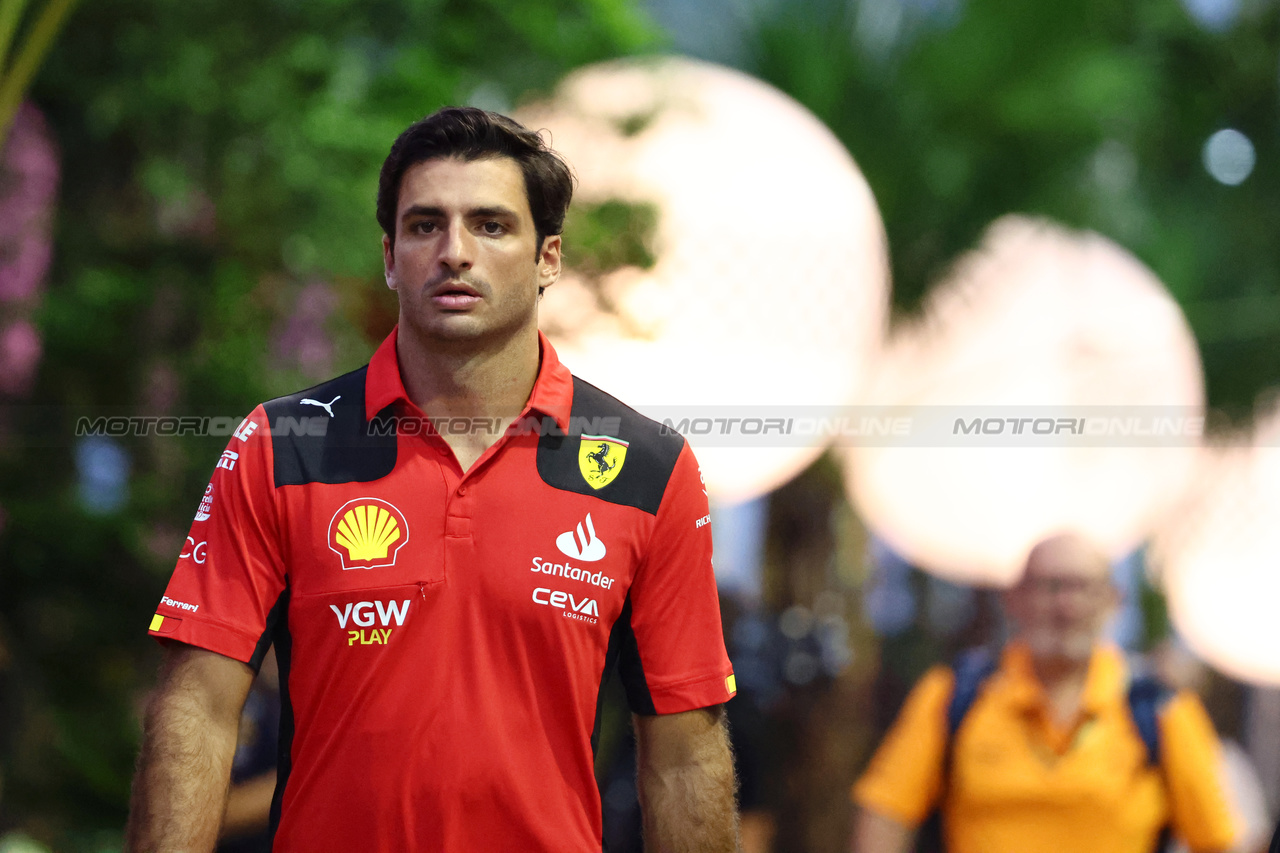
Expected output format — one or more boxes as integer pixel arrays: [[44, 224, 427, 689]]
[[330, 599, 410, 646]]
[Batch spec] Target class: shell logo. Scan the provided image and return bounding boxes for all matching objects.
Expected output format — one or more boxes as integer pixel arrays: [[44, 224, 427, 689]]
[[327, 498, 409, 570]]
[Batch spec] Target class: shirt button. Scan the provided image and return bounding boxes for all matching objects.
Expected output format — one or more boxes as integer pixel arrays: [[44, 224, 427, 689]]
[[457, 485, 467, 496]]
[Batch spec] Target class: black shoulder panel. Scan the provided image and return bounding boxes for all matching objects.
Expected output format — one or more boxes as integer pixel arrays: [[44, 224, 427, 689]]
[[264, 367, 398, 487], [536, 376, 685, 515]]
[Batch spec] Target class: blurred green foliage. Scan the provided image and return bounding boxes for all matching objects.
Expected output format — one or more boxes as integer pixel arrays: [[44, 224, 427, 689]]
[[562, 200, 659, 276], [0, 0, 81, 144]]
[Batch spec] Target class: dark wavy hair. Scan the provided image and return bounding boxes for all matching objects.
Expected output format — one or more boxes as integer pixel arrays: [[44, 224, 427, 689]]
[[377, 107, 575, 255]]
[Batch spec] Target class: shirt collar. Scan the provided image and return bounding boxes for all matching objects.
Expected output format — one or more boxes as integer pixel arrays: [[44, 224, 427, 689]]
[[1000, 642, 1126, 715], [364, 326, 574, 431]]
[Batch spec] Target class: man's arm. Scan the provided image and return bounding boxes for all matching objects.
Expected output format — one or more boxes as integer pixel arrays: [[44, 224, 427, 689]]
[[125, 643, 255, 853], [634, 705, 739, 853], [851, 806, 916, 853], [847, 666, 954, 853], [1162, 692, 1242, 853]]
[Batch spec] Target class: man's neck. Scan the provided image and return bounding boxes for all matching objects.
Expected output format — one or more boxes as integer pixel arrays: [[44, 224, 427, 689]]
[[395, 324, 542, 470], [1029, 652, 1093, 727]]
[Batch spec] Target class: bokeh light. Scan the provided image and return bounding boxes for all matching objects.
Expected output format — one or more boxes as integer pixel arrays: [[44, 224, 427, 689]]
[[1202, 128, 1255, 186], [0, 104, 58, 400], [1151, 406, 1280, 685], [75, 436, 131, 516], [1179, 0, 1241, 32], [519, 57, 890, 503], [844, 216, 1204, 586]]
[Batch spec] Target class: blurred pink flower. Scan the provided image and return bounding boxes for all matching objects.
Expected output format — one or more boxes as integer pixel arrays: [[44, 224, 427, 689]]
[[273, 281, 337, 378], [0, 102, 59, 305], [144, 361, 180, 412], [0, 319, 42, 395], [155, 188, 217, 241]]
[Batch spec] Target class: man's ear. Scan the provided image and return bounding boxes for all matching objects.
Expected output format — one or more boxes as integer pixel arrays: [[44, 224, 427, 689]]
[[537, 234, 562, 295], [382, 234, 396, 290]]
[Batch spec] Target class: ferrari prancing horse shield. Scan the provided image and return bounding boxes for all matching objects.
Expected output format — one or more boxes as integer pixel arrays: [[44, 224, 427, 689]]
[[578, 434, 628, 490]]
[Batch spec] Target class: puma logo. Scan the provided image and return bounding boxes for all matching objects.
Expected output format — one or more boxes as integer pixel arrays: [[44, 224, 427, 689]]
[[301, 396, 341, 418]]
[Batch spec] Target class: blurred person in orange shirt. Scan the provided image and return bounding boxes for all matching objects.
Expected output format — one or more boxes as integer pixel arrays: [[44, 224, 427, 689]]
[[851, 532, 1239, 853]]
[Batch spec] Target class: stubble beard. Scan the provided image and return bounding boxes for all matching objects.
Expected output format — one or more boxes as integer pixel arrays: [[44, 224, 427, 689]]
[[405, 271, 541, 350]]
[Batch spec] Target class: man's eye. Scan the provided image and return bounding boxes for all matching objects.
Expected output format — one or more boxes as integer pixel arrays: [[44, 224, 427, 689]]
[[482, 221, 503, 234], [413, 221, 436, 234]]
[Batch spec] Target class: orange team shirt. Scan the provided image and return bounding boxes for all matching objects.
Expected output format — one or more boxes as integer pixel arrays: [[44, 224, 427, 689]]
[[853, 644, 1239, 853]]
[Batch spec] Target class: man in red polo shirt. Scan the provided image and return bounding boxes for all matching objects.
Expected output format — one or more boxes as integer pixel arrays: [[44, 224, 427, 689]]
[[125, 108, 739, 852]]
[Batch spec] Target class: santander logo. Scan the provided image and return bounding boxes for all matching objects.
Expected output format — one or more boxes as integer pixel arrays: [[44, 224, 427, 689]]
[[556, 513, 606, 562]]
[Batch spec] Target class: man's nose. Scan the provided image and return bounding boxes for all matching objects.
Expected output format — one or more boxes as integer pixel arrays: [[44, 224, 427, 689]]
[[439, 224, 475, 271]]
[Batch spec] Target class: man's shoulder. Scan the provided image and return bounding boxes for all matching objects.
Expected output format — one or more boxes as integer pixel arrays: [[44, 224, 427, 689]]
[[261, 365, 370, 420], [533, 374, 689, 516], [258, 365, 397, 487], [565, 374, 686, 453]]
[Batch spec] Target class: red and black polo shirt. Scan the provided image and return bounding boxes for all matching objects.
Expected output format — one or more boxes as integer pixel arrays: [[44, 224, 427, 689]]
[[150, 328, 736, 852]]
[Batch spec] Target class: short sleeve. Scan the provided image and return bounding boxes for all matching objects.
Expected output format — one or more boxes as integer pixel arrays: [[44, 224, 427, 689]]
[[852, 666, 954, 826], [622, 441, 734, 715], [1161, 690, 1240, 853], [148, 406, 287, 668]]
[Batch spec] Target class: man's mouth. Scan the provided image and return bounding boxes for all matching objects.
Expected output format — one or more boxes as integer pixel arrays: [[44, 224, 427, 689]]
[[430, 280, 482, 309]]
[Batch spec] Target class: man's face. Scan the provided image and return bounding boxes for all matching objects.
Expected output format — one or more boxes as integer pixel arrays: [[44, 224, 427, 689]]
[[1003, 535, 1118, 666], [382, 156, 561, 346]]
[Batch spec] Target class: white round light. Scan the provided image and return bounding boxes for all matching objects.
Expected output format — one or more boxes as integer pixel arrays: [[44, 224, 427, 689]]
[[1202, 128, 1255, 186], [519, 58, 890, 503], [843, 216, 1205, 586], [1152, 409, 1280, 685]]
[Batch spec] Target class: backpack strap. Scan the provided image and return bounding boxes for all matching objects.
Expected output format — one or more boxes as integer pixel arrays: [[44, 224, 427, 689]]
[[1126, 673, 1171, 767], [915, 649, 1000, 853], [947, 647, 999, 737], [1125, 661, 1173, 853]]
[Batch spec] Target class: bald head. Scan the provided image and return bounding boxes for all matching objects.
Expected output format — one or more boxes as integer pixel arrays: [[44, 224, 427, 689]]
[[1004, 532, 1118, 666], [1022, 533, 1111, 585]]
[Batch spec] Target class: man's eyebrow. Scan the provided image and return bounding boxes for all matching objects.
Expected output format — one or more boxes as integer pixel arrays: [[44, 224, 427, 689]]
[[469, 205, 519, 219], [399, 204, 519, 220], [401, 205, 444, 220]]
